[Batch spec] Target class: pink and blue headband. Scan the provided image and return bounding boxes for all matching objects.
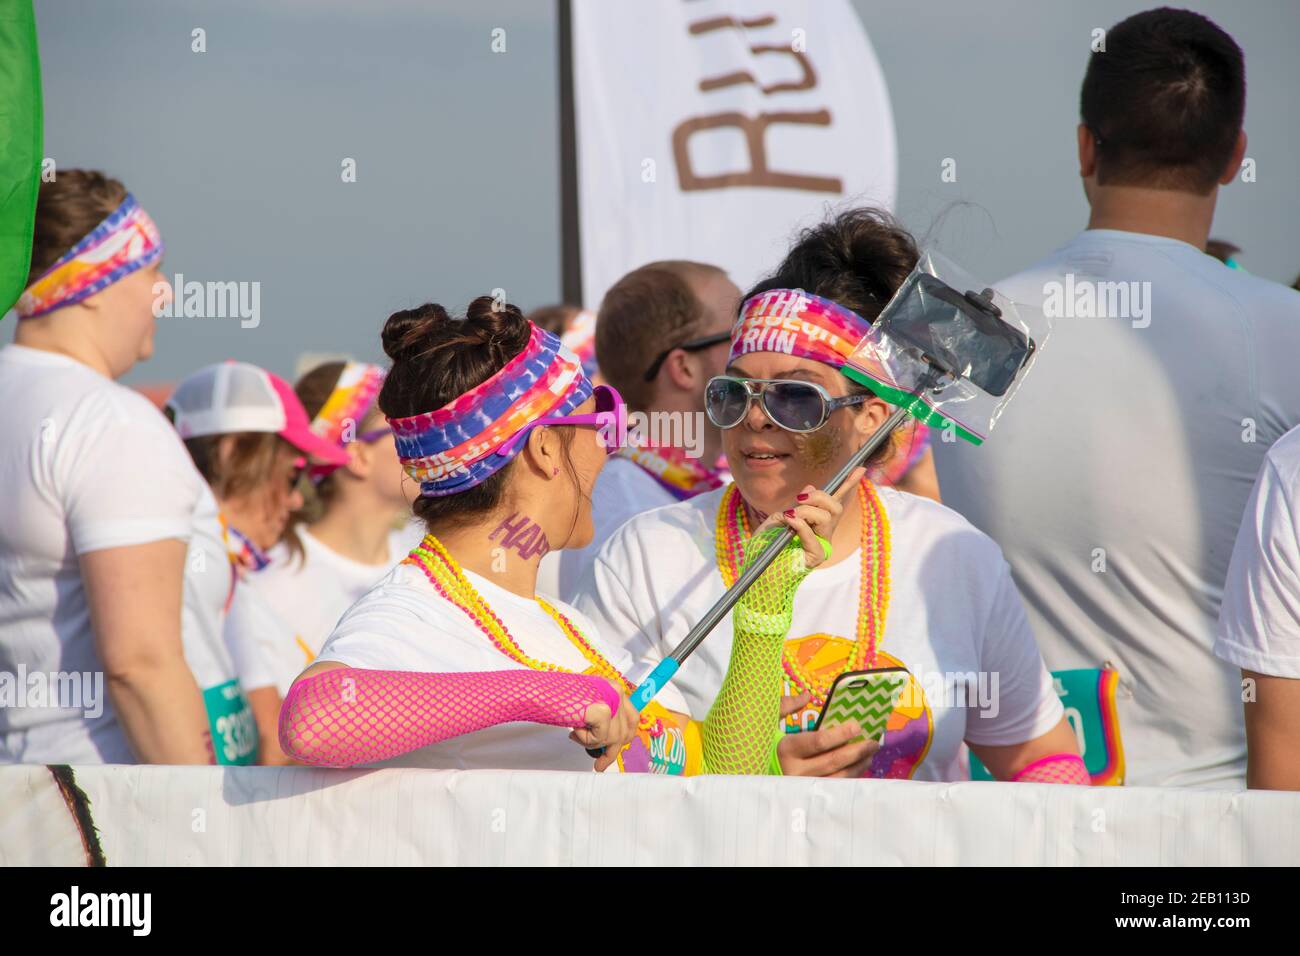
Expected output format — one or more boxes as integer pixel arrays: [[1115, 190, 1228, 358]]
[[387, 324, 594, 497], [16, 194, 164, 319], [730, 288, 873, 371]]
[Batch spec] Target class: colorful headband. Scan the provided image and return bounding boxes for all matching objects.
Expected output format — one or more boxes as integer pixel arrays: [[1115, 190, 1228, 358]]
[[729, 289, 872, 370], [310, 361, 387, 449], [16, 194, 164, 319], [560, 309, 599, 379], [387, 323, 592, 497]]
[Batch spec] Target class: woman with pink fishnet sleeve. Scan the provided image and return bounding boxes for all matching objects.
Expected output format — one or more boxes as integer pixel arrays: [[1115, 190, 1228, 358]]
[[278, 297, 866, 776]]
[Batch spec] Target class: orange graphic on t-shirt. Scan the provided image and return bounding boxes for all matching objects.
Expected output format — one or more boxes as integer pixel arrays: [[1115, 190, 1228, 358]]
[[781, 634, 933, 779]]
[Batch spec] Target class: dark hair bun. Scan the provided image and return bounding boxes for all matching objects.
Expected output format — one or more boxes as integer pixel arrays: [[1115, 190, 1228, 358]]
[[744, 207, 919, 322], [381, 302, 453, 364], [376, 294, 548, 533], [377, 295, 532, 421]]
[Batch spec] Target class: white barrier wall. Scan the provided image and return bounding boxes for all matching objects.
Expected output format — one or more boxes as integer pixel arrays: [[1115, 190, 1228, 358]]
[[3, 765, 1297, 866]]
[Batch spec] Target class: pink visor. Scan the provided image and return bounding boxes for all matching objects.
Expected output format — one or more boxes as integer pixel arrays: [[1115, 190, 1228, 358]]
[[266, 373, 351, 468]]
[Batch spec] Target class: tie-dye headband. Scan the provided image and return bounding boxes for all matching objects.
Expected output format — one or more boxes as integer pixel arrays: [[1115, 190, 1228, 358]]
[[388, 323, 593, 497], [560, 308, 599, 379], [729, 288, 872, 370], [310, 361, 387, 449], [16, 194, 164, 319]]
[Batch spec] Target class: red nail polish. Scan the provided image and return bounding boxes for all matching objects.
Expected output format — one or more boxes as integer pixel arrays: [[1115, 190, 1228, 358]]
[[796, 492, 809, 501], [784, 509, 796, 518]]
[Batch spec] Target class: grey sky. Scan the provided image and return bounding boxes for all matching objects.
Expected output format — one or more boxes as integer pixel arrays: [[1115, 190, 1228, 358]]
[[32, 0, 1300, 385]]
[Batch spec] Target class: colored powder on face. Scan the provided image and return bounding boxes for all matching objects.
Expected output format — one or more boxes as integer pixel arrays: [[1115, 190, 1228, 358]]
[[798, 421, 844, 470]]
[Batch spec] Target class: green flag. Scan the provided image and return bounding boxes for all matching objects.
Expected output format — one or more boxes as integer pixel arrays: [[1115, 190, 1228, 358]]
[[0, 0, 42, 317]]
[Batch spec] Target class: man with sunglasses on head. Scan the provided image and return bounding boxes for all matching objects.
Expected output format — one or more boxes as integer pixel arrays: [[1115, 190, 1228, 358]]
[[541, 260, 739, 602]]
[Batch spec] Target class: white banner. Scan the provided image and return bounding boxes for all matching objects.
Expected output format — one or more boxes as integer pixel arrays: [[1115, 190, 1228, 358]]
[[3, 765, 1297, 866], [572, 0, 897, 309]]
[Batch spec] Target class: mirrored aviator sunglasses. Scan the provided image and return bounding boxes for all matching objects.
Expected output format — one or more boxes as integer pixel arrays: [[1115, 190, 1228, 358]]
[[705, 376, 869, 433]]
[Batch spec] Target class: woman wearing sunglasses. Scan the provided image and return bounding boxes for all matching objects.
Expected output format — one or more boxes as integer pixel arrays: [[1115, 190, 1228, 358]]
[[167, 361, 349, 764], [241, 361, 419, 697], [279, 296, 851, 773], [576, 209, 1087, 784]]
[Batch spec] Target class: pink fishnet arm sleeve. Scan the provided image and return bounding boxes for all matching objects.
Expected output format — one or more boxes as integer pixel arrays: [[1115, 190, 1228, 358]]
[[1012, 752, 1091, 785], [278, 667, 622, 768]]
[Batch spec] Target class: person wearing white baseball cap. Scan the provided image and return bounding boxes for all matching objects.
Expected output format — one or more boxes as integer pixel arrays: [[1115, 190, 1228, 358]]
[[167, 360, 348, 764]]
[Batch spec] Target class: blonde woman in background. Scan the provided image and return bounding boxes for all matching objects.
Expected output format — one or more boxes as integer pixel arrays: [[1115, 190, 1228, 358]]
[[245, 361, 419, 696]]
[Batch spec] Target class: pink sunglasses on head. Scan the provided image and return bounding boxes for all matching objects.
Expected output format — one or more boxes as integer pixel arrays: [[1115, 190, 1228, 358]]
[[494, 384, 626, 458]]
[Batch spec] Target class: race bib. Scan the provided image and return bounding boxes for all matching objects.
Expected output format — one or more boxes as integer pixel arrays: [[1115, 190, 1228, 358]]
[[969, 667, 1124, 784], [202, 679, 259, 766]]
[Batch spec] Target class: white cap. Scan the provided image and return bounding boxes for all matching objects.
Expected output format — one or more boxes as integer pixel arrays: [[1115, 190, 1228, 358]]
[[166, 360, 348, 466]]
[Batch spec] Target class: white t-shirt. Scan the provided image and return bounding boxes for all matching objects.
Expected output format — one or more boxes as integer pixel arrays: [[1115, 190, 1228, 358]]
[[573, 484, 1063, 782], [933, 229, 1300, 788], [240, 526, 417, 696], [181, 502, 259, 765], [538, 456, 676, 602], [315, 561, 688, 771], [1216, 425, 1300, 679], [0, 344, 204, 763]]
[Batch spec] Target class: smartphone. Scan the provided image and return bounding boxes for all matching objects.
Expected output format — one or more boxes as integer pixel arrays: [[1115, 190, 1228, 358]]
[[882, 273, 1034, 397], [815, 667, 910, 743]]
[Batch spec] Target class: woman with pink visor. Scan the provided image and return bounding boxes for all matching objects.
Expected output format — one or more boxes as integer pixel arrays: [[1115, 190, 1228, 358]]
[[279, 296, 854, 774], [167, 361, 348, 764]]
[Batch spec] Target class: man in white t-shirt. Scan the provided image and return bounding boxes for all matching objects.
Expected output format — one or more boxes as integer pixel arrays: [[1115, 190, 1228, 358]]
[[933, 9, 1300, 787], [1215, 426, 1300, 790], [540, 261, 737, 601]]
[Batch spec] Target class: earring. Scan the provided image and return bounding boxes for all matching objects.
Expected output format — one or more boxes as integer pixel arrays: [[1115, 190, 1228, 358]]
[[552, 467, 559, 477]]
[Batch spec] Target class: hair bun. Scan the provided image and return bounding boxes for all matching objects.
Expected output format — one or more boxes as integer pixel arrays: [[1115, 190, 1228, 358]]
[[744, 206, 918, 325], [381, 303, 452, 363], [377, 295, 534, 424], [464, 294, 526, 327]]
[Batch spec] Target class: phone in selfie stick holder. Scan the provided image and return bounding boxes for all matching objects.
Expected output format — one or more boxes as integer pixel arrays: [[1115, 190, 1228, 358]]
[[839, 249, 1047, 444], [587, 251, 1051, 755]]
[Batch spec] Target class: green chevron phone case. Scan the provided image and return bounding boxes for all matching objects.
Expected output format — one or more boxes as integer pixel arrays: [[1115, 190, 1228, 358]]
[[815, 667, 910, 743]]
